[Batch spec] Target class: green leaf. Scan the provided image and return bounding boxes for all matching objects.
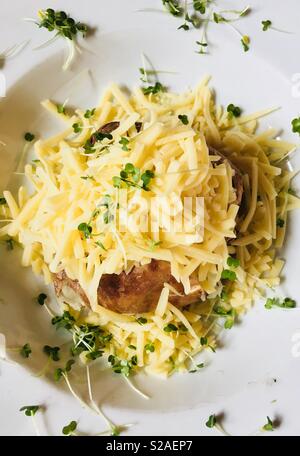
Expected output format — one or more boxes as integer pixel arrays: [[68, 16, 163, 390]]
[[43, 345, 60, 361], [206, 414, 217, 428], [178, 23, 189, 31], [78, 222, 93, 239], [86, 350, 103, 360], [262, 20, 272, 31], [0, 197, 7, 205], [227, 104, 242, 118], [24, 132, 35, 142], [193, 1, 206, 14], [57, 104, 66, 114], [262, 416, 274, 431], [145, 343, 155, 353], [142, 82, 164, 95], [241, 35, 250, 52], [20, 405, 39, 417], [37, 293, 47, 306], [20, 343, 32, 359], [265, 297, 296, 310], [112, 176, 122, 188], [119, 137, 130, 151], [276, 218, 285, 228], [221, 269, 237, 281], [200, 336, 208, 346], [227, 256, 240, 268], [292, 117, 300, 135], [163, 323, 178, 333], [141, 170, 154, 190], [178, 114, 189, 125], [72, 123, 82, 133], [52, 311, 75, 330], [136, 317, 148, 325], [84, 108, 96, 119], [62, 420, 77, 436]]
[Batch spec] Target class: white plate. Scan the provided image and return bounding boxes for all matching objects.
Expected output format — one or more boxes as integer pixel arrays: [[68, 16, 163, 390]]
[[1, 0, 300, 436]]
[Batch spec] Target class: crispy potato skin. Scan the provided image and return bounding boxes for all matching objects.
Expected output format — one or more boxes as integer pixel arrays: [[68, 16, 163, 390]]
[[53, 260, 204, 314]]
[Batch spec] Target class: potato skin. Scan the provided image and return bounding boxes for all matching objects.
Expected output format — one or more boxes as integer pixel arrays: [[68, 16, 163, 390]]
[[53, 260, 205, 314]]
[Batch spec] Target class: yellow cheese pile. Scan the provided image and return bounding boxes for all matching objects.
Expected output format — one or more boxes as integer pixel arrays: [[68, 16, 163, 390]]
[[1, 78, 299, 376]]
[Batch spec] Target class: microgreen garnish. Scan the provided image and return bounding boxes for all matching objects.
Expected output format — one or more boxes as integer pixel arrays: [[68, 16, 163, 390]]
[[214, 306, 236, 329], [54, 359, 75, 381], [52, 312, 112, 361], [37, 293, 47, 306], [178, 114, 189, 125], [213, 13, 225, 24], [145, 343, 155, 353], [220, 289, 229, 302], [119, 137, 130, 151], [52, 311, 76, 330], [136, 317, 148, 325], [72, 123, 82, 133], [62, 420, 78, 436], [206, 414, 217, 428], [30, 9, 89, 71], [178, 12, 197, 31], [241, 35, 250, 52], [84, 131, 113, 154], [227, 103, 242, 119], [95, 240, 107, 251], [227, 256, 240, 268], [43, 345, 60, 361], [262, 20, 272, 31], [77, 208, 100, 239], [189, 363, 204, 373], [200, 336, 216, 352], [78, 222, 93, 239], [108, 355, 137, 377], [163, 323, 178, 333], [24, 132, 35, 142], [162, 0, 182, 17], [196, 41, 208, 54], [193, 1, 206, 14], [37, 9, 88, 39], [221, 269, 237, 281], [262, 416, 274, 431], [20, 405, 39, 417], [128, 344, 136, 350], [142, 82, 164, 95], [292, 117, 300, 135], [158, 2, 251, 55], [5, 237, 15, 251], [276, 218, 285, 228], [20, 343, 32, 358], [265, 297, 296, 310], [113, 163, 154, 191], [84, 108, 95, 119], [71, 324, 112, 358], [57, 104, 66, 114], [0, 197, 7, 205]]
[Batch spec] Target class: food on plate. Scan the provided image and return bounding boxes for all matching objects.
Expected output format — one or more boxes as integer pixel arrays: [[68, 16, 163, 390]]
[[1, 78, 299, 376]]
